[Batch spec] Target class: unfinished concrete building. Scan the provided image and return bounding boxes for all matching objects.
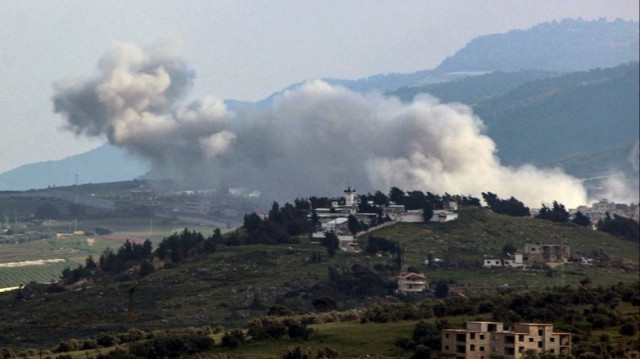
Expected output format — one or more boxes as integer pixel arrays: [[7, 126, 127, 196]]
[[441, 321, 571, 358], [524, 244, 569, 265]]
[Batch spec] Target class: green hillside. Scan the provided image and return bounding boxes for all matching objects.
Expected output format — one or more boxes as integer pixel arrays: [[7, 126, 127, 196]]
[[474, 62, 639, 167], [0, 206, 637, 351]]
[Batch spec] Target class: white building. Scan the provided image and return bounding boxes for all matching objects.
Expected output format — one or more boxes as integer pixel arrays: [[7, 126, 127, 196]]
[[432, 210, 458, 222]]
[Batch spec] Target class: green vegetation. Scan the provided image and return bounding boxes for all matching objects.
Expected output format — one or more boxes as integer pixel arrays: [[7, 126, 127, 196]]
[[536, 201, 570, 223], [0, 197, 638, 357], [371, 207, 638, 269], [1, 282, 636, 358], [598, 213, 640, 244], [482, 192, 530, 217]]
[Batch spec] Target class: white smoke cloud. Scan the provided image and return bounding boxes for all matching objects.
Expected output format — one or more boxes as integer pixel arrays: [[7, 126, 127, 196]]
[[589, 172, 640, 205], [53, 42, 234, 170], [53, 43, 589, 207]]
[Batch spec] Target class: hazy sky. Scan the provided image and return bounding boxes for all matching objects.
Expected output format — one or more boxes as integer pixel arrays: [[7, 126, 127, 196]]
[[1, 1, 638, 174]]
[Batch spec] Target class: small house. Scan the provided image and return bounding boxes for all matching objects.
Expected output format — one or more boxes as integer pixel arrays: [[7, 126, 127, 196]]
[[397, 272, 429, 294]]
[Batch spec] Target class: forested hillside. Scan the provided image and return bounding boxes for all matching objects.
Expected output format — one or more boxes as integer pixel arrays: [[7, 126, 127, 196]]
[[392, 62, 639, 188], [474, 62, 639, 167]]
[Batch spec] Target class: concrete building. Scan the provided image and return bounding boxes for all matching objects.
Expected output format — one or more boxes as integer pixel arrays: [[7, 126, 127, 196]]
[[432, 209, 459, 222], [383, 204, 407, 221], [592, 199, 616, 213], [482, 253, 524, 268], [524, 244, 569, 265], [398, 209, 424, 223], [483, 258, 503, 268], [442, 321, 571, 358]]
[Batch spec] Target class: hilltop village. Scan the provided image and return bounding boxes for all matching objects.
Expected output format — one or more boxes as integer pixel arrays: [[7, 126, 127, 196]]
[[0, 182, 637, 298], [309, 186, 458, 252]]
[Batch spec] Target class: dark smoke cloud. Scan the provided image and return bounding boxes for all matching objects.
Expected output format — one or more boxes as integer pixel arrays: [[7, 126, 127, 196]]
[[53, 43, 588, 207]]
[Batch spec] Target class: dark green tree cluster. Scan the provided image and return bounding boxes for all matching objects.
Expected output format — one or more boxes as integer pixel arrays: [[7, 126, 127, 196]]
[[396, 320, 451, 358], [54, 328, 214, 357], [98, 239, 153, 276], [241, 202, 312, 245], [247, 317, 313, 342], [312, 296, 338, 312], [293, 198, 311, 210], [326, 264, 391, 297], [571, 211, 592, 226], [60, 255, 99, 284], [597, 213, 639, 243], [282, 345, 338, 359], [221, 329, 245, 348], [384, 187, 480, 210], [536, 201, 569, 223], [365, 235, 400, 255], [155, 228, 217, 263], [347, 214, 369, 234], [129, 332, 214, 358], [60, 228, 224, 285], [307, 196, 334, 209], [321, 231, 340, 257], [482, 192, 530, 217], [61, 239, 154, 284], [357, 196, 381, 214]]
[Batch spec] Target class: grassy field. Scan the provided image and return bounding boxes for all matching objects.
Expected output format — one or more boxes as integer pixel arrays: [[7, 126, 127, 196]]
[[0, 214, 226, 288], [370, 207, 639, 266], [19, 314, 493, 359], [0, 235, 119, 288]]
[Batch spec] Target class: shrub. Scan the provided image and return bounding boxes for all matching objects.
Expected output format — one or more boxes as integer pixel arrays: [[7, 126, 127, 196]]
[[268, 304, 294, 317], [53, 342, 70, 353], [312, 296, 338, 312], [412, 345, 432, 359], [288, 323, 313, 340], [282, 346, 312, 359], [96, 333, 118, 347], [247, 319, 269, 340], [264, 320, 287, 339], [316, 346, 339, 359], [620, 323, 636, 336], [222, 329, 245, 348]]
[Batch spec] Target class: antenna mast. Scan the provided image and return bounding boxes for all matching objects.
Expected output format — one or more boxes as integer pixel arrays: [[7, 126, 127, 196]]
[[74, 174, 78, 232]]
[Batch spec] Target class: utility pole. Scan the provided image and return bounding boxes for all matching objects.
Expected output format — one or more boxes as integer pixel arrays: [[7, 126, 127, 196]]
[[73, 174, 78, 232], [128, 285, 136, 355]]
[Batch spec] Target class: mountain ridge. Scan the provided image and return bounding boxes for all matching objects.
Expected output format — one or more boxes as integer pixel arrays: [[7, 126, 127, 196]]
[[0, 145, 147, 190]]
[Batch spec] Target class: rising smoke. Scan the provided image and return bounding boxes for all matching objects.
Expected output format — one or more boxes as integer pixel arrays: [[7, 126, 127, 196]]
[[53, 43, 589, 207]]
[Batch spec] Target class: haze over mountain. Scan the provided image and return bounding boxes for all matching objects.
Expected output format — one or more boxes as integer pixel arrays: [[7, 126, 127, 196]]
[[1, 18, 638, 205], [393, 62, 640, 202], [434, 18, 639, 74], [0, 145, 147, 191]]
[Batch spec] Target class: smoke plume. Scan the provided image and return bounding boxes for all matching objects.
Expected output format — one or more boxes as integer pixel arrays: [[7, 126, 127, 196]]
[[53, 43, 589, 207]]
